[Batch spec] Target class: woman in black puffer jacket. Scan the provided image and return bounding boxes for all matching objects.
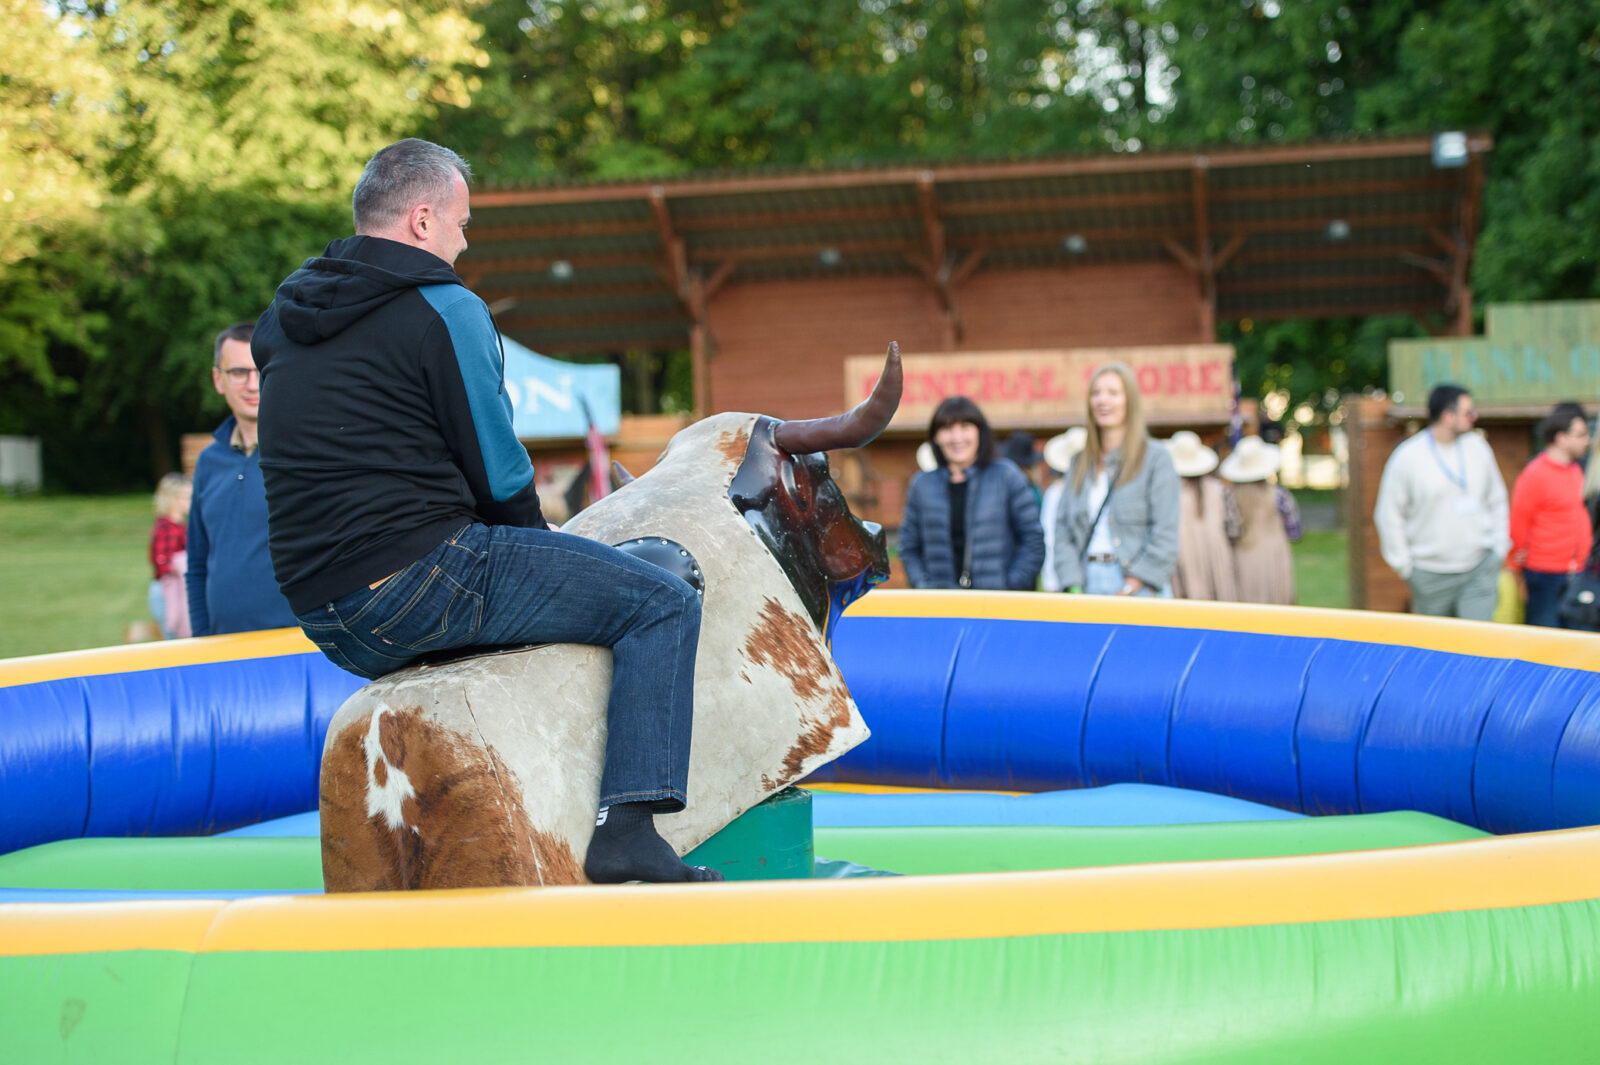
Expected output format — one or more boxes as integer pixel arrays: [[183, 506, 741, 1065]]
[[899, 396, 1046, 590]]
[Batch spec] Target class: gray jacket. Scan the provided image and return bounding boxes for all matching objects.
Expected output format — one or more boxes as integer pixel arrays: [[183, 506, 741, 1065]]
[[900, 459, 1045, 590], [1051, 440, 1180, 591]]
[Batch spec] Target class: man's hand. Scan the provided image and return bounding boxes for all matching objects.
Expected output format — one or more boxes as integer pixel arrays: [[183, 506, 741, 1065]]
[[1120, 576, 1146, 596]]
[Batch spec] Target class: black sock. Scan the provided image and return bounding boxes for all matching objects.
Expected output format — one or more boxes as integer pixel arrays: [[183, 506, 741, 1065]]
[[583, 801, 724, 884]]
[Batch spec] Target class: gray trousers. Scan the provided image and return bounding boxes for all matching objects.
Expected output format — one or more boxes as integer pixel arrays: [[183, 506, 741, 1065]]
[[1408, 550, 1502, 621]]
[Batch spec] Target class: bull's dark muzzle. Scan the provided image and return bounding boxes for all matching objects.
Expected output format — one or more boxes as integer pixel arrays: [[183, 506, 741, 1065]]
[[860, 520, 889, 582]]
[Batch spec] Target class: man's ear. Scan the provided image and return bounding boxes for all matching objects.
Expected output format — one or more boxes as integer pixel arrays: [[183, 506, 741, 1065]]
[[409, 203, 432, 241]]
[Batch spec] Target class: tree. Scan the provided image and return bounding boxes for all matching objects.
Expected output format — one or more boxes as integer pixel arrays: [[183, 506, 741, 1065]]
[[76, 0, 493, 198], [0, 0, 117, 265], [1, 1, 502, 487], [1360, 0, 1600, 301]]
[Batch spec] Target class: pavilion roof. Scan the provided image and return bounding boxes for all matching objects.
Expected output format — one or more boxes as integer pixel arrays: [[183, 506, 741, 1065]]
[[458, 132, 1492, 354]]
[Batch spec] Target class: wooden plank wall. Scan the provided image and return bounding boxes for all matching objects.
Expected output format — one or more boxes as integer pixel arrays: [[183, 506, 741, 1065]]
[[704, 262, 1206, 421]]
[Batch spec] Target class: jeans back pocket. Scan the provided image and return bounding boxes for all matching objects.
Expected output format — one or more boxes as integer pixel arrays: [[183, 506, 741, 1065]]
[[367, 564, 485, 652]]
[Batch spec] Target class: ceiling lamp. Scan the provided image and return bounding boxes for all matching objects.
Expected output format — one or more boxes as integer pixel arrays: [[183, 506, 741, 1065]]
[[1432, 131, 1469, 168]]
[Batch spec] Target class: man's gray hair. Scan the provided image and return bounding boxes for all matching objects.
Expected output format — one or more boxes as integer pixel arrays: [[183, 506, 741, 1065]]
[[352, 139, 472, 232]]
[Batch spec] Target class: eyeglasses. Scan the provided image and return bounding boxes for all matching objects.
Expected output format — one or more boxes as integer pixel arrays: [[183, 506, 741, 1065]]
[[220, 367, 259, 384]]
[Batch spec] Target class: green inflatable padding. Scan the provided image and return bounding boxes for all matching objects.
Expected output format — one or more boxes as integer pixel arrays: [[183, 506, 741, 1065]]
[[0, 810, 1485, 890], [812, 810, 1488, 875], [7, 900, 1599, 1064]]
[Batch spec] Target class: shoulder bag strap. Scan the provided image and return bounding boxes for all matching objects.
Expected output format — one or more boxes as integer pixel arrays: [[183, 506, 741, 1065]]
[[1078, 460, 1115, 563]]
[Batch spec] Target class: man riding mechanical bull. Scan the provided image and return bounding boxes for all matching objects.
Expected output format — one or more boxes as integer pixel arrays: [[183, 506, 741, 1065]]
[[253, 138, 903, 887]]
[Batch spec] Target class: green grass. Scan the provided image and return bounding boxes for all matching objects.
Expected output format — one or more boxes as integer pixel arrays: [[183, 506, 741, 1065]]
[[0, 493, 1356, 660], [1294, 528, 1349, 609], [0, 494, 154, 658]]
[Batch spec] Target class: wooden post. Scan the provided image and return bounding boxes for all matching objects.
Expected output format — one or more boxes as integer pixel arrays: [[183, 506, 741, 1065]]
[[1342, 394, 1412, 612], [1191, 161, 1216, 341], [690, 318, 710, 417]]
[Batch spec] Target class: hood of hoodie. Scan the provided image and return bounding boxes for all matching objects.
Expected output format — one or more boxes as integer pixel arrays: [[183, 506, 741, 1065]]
[[273, 235, 462, 346]]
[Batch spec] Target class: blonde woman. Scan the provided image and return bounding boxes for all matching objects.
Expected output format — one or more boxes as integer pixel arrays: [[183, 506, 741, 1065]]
[[1052, 363, 1180, 595]]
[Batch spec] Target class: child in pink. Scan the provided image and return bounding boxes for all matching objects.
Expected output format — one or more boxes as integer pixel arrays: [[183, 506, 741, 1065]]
[[149, 473, 193, 639]]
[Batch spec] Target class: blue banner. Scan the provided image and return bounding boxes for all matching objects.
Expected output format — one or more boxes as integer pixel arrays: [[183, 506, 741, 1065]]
[[500, 335, 622, 439]]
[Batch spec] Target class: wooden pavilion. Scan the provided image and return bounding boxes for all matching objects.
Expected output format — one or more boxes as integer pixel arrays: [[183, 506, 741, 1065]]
[[456, 133, 1491, 540]]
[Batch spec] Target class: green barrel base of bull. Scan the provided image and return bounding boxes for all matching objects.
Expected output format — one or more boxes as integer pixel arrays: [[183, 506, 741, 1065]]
[[684, 786, 815, 879]]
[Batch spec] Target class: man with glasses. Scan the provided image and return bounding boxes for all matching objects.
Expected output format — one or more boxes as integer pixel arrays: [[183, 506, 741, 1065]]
[[1375, 383, 1510, 620], [185, 321, 298, 636]]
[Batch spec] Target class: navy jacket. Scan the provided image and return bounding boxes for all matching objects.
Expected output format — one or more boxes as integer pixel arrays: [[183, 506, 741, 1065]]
[[185, 418, 299, 635], [253, 236, 547, 614], [899, 459, 1045, 590]]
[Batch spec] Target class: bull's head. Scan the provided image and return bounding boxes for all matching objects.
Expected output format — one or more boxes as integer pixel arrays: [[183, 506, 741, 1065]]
[[728, 342, 903, 641]]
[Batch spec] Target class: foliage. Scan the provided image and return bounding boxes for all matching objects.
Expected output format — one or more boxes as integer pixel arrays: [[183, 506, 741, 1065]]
[[1, 0, 490, 489], [1224, 315, 1425, 412], [1146, 0, 1600, 404], [0, 0, 117, 264], [75, 0, 493, 198], [431, 0, 1116, 181], [1358, 0, 1600, 302], [3, 0, 1598, 490]]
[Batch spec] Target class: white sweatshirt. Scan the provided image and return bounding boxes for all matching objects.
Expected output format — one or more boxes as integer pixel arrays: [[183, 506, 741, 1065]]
[[1373, 428, 1509, 577]]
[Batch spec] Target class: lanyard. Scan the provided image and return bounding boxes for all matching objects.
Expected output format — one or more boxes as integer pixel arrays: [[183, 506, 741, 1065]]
[[1426, 432, 1467, 493]]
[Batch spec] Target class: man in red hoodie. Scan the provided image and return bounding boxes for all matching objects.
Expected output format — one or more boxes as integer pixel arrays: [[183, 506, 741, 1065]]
[[1509, 402, 1594, 627]]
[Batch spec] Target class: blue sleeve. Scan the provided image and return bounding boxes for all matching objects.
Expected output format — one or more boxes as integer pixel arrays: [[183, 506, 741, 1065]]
[[185, 465, 212, 637], [900, 475, 927, 588], [419, 286, 547, 528]]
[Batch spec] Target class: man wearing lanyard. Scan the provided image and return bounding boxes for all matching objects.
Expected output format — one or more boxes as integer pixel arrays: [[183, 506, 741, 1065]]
[[1374, 384, 1510, 620]]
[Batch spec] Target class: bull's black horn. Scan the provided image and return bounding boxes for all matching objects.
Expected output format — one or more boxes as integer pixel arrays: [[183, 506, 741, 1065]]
[[774, 341, 903, 455], [611, 460, 636, 487]]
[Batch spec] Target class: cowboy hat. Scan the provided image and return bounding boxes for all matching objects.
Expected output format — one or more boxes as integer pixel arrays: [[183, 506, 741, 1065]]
[[1042, 427, 1088, 474], [1218, 435, 1282, 483], [1165, 430, 1219, 478]]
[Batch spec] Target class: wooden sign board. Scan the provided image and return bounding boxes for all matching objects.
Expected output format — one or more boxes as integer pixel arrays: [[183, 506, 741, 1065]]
[[1389, 301, 1600, 409], [843, 345, 1236, 430]]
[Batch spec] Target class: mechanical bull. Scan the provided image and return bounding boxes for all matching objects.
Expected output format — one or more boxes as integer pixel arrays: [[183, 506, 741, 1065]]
[[318, 343, 904, 890]]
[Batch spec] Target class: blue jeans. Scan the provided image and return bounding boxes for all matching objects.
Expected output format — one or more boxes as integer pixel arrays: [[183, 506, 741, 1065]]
[[1084, 560, 1172, 597], [1523, 569, 1571, 629], [297, 523, 702, 812]]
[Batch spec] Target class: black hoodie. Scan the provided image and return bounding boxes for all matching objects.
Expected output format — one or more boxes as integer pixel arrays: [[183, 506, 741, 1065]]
[[254, 235, 546, 615]]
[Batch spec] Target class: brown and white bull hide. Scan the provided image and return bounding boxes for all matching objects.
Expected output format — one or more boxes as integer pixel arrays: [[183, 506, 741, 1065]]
[[319, 412, 871, 890]]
